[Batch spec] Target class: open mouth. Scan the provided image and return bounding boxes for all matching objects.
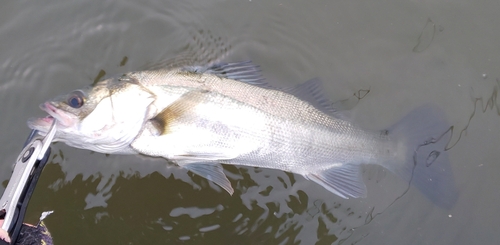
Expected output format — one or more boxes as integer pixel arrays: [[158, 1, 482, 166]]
[[41, 102, 76, 127], [40, 115, 55, 123], [27, 102, 75, 132], [27, 115, 54, 133]]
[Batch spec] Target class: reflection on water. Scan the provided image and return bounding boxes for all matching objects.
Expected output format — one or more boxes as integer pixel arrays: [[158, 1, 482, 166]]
[[27, 153, 367, 244], [31, 135, 475, 244]]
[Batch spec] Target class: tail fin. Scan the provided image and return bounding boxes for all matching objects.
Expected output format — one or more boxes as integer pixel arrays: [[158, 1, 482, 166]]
[[387, 105, 458, 209]]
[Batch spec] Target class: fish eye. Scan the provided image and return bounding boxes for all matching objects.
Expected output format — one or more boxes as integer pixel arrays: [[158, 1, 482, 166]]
[[67, 91, 85, 108]]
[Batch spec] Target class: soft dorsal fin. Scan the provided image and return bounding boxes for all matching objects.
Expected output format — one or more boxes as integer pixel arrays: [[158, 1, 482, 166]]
[[286, 78, 349, 120], [183, 61, 269, 86]]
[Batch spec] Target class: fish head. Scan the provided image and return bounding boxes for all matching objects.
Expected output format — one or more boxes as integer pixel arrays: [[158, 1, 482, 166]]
[[27, 76, 155, 153]]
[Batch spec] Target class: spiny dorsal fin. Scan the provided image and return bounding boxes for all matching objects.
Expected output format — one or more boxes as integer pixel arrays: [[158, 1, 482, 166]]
[[183, 61, 268, 86], [143, 30, 232, 71]]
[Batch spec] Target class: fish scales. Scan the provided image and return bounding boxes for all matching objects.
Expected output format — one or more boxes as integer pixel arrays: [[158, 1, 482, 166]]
[[27, 60, 458, 208], [142, 74, 397, 173]]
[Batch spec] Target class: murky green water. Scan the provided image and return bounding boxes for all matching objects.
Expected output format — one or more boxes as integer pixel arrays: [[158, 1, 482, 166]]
[[1, 0, 500, 244]]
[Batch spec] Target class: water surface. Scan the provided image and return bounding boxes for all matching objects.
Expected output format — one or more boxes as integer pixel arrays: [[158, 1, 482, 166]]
[[1, 0, 499, 244]]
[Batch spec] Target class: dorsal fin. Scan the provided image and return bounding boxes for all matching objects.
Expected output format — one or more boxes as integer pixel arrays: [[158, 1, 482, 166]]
[[142, 30, 232, 71], [286, 78, 349, 119], [183, 61, 268, 86]]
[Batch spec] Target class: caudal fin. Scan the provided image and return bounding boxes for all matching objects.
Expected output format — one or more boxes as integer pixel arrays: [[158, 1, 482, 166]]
[[387, 105, 458, 209]]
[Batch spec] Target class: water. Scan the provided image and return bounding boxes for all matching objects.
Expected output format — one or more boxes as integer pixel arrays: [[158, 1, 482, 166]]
[[1, 0, 499, 244]]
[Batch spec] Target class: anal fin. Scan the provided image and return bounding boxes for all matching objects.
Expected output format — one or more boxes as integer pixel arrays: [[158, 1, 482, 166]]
[[306, 164, 366, 199]]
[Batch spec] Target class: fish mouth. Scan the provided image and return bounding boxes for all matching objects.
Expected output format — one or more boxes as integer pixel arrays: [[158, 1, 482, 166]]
[[27, 102, 76, 133]]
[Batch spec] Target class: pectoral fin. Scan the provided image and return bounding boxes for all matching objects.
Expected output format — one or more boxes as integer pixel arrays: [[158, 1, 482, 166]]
[[183, 163, 234, 195], [306, 164, 366, 199], [150, 89, 210, 135], [132, 90, 241, 161]]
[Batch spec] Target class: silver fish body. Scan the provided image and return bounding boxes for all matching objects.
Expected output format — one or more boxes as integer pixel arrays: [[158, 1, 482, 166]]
[[133, 70, 399, 167], [28, 61, 457, 208]]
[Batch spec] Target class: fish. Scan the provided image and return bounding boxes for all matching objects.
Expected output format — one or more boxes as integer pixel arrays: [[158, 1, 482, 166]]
[[27, 61, 458, 208]]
